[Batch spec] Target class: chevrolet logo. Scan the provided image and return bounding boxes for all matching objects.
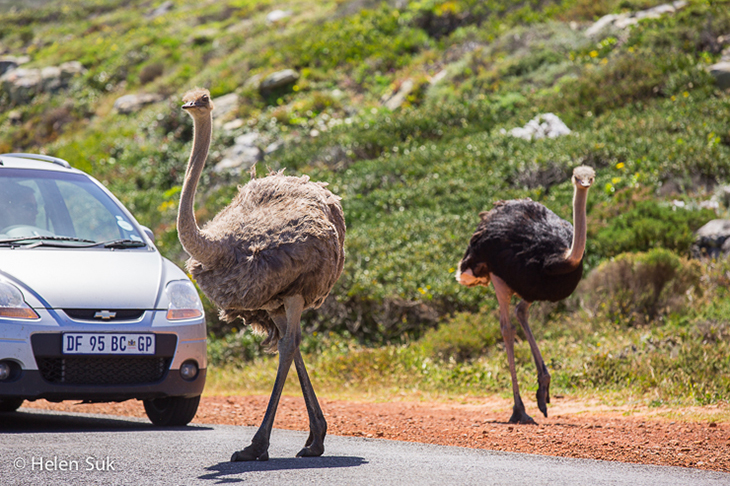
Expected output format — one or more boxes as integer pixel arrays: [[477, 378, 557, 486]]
[[94, 310, 116, 320]]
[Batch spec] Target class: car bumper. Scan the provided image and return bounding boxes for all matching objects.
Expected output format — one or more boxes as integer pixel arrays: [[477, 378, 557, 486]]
[[0, 309, 207, 401], [2, 368, 206, 401]]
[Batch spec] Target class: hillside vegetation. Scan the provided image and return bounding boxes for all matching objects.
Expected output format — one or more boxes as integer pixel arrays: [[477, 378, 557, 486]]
[[2, 0, 729, 407]]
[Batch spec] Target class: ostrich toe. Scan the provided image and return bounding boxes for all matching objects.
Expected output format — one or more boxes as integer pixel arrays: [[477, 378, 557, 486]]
[[509, 406, 537, 425], [231, 444, 269, 462], [296, 429, 325, 457], [537, 373, 551, 418], [296, 444, 324, 458]]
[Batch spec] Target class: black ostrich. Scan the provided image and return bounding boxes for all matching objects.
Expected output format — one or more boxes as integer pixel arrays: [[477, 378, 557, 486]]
[[456, 166, 595, 424]]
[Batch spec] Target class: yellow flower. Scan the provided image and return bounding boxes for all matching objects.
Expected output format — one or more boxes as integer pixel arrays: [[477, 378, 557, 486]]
[[589, 50, 599, 58], [616, 162, 625, 169]]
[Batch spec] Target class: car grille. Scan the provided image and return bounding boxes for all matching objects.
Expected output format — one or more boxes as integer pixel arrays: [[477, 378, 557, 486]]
[[36, 357, 171, 385], [63, 309, 145, 321]]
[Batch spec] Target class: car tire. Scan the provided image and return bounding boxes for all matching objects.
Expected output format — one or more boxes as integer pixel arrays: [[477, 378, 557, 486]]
[[143, 395, 200, 426], [0, 398, 24, 413]]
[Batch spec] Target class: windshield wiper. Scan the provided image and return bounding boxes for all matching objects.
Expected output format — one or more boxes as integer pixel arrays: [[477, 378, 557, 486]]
[[101, 239, 147, 249], [0, 236, 97, 247]]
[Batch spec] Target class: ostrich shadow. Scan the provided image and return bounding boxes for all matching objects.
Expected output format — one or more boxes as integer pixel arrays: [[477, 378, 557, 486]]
[[200, 455, 368, 483]]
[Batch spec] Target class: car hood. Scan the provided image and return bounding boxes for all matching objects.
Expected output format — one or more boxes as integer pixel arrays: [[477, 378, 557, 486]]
[[0, 248, 171, 310]]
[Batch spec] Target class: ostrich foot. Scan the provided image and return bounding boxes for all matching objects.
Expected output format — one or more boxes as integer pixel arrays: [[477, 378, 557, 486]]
[[509, 407, 536, 425], [296, 430, 325, 458], [296, 444, 324, 458], [231, 444, 269, 462], [536, 374, 551, 418]]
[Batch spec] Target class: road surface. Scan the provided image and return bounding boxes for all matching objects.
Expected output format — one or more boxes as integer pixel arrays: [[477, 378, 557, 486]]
[[1, 409, 728, 485]]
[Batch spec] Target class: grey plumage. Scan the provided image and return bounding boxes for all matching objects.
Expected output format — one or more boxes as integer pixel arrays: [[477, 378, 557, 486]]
[[189, 171, 345, 350]]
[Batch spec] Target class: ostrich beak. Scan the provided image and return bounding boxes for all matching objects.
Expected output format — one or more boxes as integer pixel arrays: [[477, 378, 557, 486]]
[[573, 176, 594, 188], [456, 267, 477, 286], [182, 100, 196, 110]]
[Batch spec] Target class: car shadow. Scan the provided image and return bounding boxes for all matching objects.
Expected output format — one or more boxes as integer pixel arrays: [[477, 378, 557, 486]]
[[200, 455, 368, 482], [0, 409, 213, 433]]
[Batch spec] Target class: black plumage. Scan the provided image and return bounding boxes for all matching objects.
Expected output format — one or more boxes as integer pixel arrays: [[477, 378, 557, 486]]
[[459, 199, 583, 303], [456, 165, 595, 424]]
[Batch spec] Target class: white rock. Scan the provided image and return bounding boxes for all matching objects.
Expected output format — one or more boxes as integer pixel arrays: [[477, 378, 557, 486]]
[[260, 69, 299, 91], [222, 119, 245, 132], [708, 61, 730, 90], [113, 93, 163, 114], [586, 1, 687, 37], [383, 79, 414, 111], [266, 9, 292, 24], [692, 219, 730, 259], [211, 92, 240, 125], [505, 113, 572, 141]]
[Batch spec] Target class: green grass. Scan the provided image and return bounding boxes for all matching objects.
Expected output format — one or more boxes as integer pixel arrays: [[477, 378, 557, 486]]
[[2, 0, 730, 409], [207, 257, 730, 407]]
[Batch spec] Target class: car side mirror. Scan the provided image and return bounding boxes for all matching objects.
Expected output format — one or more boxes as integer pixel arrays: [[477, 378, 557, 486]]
[[141, 226, 155, 243]]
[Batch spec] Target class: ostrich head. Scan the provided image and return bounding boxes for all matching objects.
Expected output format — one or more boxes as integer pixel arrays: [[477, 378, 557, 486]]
[[182, 88, 214, 117], [572, 166, 595, 189]]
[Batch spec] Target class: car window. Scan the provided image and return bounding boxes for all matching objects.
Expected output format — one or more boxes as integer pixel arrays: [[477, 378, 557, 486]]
[[57, 180, 121, 242], [0, 168, 144, 245]]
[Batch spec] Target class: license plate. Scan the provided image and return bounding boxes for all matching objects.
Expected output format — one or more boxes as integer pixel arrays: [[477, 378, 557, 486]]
[[62, 333, 156, 355]]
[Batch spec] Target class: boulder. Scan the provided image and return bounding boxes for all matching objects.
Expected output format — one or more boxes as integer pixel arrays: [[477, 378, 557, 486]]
[[259, 69, 299, 92], [692, 219, 730, 259], [586, 1, 687, 38], [0, 60, 85, 104], [1, 68, 42, 104], [266, 9, 292, 24], [113, 93, 163, 114], [708, 61, 730, 90], [215, 132, 263, 173], [501, 113, 572, 141], [0, 55, 30, 76], [211, 92, 239, 126]]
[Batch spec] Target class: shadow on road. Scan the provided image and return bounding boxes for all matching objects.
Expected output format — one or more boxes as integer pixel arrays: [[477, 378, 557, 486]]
[[200, 456, 368, 482], [0, 409, 213, 433]]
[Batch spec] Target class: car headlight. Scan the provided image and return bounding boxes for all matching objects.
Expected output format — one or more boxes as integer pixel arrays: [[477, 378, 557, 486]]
[[0, 281, 40, 319], [165, 280, 204, 320]]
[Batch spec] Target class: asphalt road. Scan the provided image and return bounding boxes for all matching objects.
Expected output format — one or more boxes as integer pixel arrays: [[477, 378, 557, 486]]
[[1, 409, 728, 486]]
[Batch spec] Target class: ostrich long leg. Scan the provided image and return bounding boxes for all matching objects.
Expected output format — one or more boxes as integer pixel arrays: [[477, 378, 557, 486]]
[[491, 274, 535, 425], [515, 300, 551, 417], [231, 295, 305, 462], [293, 349, 327, 457]]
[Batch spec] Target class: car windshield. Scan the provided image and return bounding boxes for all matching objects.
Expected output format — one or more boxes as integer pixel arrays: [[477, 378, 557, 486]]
[[0, 168, 146, 248]]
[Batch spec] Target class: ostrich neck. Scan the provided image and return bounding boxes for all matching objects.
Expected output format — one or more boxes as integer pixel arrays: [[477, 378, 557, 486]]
[[565, 186, 589, 268], [177, 113, 220, 263]]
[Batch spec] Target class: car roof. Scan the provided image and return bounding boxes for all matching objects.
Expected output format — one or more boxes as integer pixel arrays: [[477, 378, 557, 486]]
[[0, 153, 78, 173]]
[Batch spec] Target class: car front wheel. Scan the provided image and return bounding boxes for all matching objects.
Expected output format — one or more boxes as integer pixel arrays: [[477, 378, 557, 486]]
[[0, 398, 24, 413], [143, 396, 200, 426]]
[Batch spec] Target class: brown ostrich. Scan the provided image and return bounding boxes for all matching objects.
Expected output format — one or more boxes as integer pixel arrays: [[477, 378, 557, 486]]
[[456, 166, 595, 424], [177, 88, 345, 460]]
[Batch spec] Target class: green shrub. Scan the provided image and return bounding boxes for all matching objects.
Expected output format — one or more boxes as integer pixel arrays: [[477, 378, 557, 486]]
[[418, 311, 502, 361], [580, 248, 701, 325], [207, 329, 265, 366], [588, 189, 716, 259]]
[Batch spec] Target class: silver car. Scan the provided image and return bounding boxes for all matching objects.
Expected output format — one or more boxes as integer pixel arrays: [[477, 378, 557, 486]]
[[0, 153, 206, 425]]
